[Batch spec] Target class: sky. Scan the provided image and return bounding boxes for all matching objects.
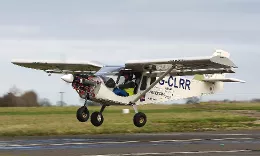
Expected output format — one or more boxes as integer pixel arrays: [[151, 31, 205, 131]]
[[0, 0, 260, 105]]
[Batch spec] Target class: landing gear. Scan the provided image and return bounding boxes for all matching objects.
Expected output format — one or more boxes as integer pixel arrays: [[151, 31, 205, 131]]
[[133, 112, 147, 127], [76, 98, 107, 126], [91, 112, 104, 127], [76, 106, 89, 122], [77, 100, 147, 127], [90, 105, 106, 127], [131, 103, 147, 127], [76, 100, 90, 122]]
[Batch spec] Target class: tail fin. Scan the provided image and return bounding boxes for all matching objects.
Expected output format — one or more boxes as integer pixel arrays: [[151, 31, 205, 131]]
[[212, 49, 230, 58], [193, 49, 245, 94]]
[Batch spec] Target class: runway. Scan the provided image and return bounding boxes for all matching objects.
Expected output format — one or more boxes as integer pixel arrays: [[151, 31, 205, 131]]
[[0, 130, 260, 156]]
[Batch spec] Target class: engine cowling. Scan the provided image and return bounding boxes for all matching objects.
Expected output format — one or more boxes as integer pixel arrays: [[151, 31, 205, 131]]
[[67, 74, 102, 99]]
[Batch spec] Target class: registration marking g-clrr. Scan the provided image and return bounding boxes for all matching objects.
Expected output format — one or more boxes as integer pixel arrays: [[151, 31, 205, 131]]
[[159, 76, 191, 90]]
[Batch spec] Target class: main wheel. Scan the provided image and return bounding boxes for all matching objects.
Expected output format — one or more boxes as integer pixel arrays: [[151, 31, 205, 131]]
[[76, 106, 90, 122], [133, 112, 147, 127], [91, 111, 104, 127]]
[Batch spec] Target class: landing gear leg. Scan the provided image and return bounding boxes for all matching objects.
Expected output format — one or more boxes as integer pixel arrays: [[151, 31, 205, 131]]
[[131, 103, 147, 128], [90, 105, 106, 127], [84, 99, 88, 107], [133, 104, 138, 113], [76, 100, 90, 122]]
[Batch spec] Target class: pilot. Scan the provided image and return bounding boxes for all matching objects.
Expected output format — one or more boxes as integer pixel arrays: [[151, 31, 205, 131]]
[[113, 73, 136, 96]]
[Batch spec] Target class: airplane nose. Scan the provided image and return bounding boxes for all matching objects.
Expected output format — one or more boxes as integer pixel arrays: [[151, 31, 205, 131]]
[[61, 74, 74, 83]]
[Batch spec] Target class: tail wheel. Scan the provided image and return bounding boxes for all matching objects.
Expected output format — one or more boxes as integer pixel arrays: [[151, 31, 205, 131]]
[[133, 112, 147, 127], [76, 106, 90, 122], [91, 111, 104, 127]]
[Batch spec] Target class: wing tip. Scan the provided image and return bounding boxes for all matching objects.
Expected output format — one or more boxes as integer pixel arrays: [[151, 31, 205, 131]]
[[11, 59, 28, 64], [11, 59, 20, 65], [210, 56, 238, 68]]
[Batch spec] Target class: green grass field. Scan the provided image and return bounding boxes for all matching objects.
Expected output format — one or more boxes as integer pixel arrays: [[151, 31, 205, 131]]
[[0, 102, 260, 136]]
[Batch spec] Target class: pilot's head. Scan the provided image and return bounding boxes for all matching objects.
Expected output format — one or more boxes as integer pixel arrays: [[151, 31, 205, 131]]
[[124, 73, 129, 80], [124, 73, 133, 81]]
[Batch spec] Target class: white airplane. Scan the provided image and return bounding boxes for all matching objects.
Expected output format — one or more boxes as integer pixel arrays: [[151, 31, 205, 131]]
[[11, 49, 245, 127]]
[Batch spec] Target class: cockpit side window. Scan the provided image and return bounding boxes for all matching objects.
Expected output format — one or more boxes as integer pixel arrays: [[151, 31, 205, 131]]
[[150, 77, 156, 85], [115, 71, 144, 95], [116, 75, 126, 85], [99, 75, 116, 88], [140, 76, 147, 91]]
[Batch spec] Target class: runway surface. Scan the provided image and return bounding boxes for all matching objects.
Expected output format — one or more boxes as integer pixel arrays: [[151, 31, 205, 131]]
[[0, 130, 260, 156]]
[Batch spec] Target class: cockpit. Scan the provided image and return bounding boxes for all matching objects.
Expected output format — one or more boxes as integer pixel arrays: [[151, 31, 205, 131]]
[[96, 66, 156, 97]]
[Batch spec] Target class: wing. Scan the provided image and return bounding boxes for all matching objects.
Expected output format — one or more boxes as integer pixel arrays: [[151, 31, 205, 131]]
[[11, 59, 104, 74], [125, 55, 237, 74]]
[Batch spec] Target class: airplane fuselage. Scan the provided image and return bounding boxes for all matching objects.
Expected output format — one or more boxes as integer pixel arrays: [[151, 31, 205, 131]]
[[75, 75, 223, 105]]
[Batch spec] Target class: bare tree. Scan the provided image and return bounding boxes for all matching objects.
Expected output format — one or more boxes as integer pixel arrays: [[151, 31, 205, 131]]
[[8, 85, 22, 96], [0, 86, 40, 107]]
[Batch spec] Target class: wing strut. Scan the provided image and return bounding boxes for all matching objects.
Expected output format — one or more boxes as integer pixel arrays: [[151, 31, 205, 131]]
[[130, 65, 176, 104]]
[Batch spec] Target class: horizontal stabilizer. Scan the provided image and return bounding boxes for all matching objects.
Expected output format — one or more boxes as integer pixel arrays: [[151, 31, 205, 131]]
[[203, 78, 245, 83]]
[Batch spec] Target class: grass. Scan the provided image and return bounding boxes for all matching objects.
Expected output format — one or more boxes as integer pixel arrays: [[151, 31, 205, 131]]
[[0, 102, 260, 136]]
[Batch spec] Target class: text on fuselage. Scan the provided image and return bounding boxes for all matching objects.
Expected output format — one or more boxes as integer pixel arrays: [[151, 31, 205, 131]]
[[159, 76, 191, 90]]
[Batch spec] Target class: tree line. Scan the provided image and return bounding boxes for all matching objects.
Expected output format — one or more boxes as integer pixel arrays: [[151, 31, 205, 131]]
[[0, 86, 52, 107], [0, 91, 40, 107], [0, 86, 98, 107]]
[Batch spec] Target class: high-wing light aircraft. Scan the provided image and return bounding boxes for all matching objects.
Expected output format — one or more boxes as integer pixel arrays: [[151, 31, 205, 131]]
[[11, 49, 245, 127]]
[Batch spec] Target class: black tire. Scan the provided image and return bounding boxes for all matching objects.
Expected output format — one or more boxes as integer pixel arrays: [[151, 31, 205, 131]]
[[91, 111, 104, 127], [133, 112, 147, 127], [76, 106, 90, 122]]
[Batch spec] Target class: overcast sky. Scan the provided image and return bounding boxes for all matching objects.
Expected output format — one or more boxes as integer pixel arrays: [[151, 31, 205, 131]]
[[0, 0, 259, 105]]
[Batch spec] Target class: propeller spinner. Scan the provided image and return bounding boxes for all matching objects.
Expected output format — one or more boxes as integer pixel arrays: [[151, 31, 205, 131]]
[[61, 74, 74, 83]]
